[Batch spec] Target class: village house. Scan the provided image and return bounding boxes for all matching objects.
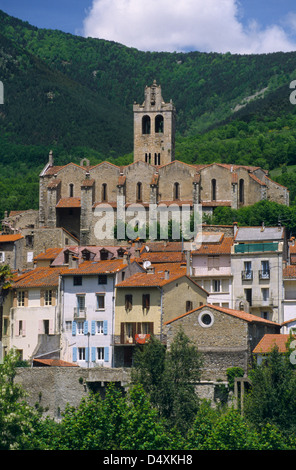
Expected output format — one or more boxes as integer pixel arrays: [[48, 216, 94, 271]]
[[59, 258, 144, 368], [191, 231, 234, 309], [0, 233, 24, 271], [114, 263, 208, 367], [8, 266, 65, 362], [164, 304, 281, 381], [231, 224, 287, 323]]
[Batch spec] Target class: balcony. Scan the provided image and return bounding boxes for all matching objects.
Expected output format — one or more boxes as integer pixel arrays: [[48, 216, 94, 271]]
[[74, 307, 87, 319], [235, 242, 278, 254], [259, 270, 270, 280], [241, 270, 253, 281]]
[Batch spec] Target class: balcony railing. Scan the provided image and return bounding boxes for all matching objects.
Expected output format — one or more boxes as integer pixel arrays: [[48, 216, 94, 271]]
[[235, 242, 278, 253], [259, 270, 270, 280], [74, 307, 87, 318], [241, 270, 253, 281]]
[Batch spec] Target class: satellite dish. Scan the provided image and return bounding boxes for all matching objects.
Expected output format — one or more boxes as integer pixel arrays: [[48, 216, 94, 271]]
[[145, 246, 150, 252], [143, 260, 151, 269]]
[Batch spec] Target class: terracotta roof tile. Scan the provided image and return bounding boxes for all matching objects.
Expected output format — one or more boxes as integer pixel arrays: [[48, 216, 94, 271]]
[[33, 358, 78, 367], [253, 334, 294, 354], [283, 265, 296, 278], [164, 303, 281, 327], [62, 259, 127, 275], [192, 236, 233, 255], [34, 247, 63, 261], [12, 267, 68, 288], [0, 234, 24, 242], [56, 197, 81, 208]]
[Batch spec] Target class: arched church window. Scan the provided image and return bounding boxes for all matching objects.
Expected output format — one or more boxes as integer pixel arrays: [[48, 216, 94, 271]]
[[142, 115, 151, 134], [173, 182, 180, 200], [154, 153, 160, 165], [155, 115, 164, 133], [136, 182, 142, 202], [102, 183, 108, 202], [239, 179, 244, 204], [69, 183, 74, 198], [211, 179, 216, 201]]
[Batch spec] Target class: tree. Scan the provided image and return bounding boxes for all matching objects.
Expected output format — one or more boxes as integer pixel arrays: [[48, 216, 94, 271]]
[[0, 350, 39, 449], [244, 346, 296, 434], [132, 329, 203, 433]]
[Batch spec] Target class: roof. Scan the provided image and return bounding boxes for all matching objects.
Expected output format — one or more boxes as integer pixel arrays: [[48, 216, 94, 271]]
[[12, 267, 67, 288], [235, 226, 285, 242], [116, 263, 205, 290], [253, 334, 294, 354], [34, 247, 63, 261], [61, 259, 128, 275], [140, 251, 185, 263], [33, 358, 78, 367], [56, 197, 81, 208], [0, 234, 24, 242], [283, 265, 296, 279], [191, 233, 233, 255], [164, 303, 281, 327]]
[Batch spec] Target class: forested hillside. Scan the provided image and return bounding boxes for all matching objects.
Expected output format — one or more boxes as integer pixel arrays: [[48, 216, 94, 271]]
[[1, 9, 296, 217]]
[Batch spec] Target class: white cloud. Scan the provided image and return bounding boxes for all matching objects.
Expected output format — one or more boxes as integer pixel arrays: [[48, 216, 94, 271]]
[[83, 0, 296, 54]]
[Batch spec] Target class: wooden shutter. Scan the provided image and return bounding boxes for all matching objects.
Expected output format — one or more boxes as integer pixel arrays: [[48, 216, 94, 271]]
[[40, 289, 45, 307], [103, 320, 108, 335], [104, 347, 109, 362]]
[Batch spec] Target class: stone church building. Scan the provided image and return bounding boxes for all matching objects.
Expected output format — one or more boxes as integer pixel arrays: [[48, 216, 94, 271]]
[[38, 81, 289, 244]]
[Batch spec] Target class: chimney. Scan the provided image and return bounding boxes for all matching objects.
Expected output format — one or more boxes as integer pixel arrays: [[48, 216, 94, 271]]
[[261, 221, 265, 231], [48, 150, 54, 166], [233, 222, 238, 236], [165, 270, 170, 279], [185, 250, 191, 276]]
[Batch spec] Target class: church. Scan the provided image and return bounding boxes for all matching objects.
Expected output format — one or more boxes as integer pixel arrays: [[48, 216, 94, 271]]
[[38, 81, 289, 244]]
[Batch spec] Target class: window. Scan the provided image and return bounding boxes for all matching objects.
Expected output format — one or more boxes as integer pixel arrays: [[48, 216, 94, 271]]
[[43, 320, 49, 335], [125, 294, 133, 312], [211, 179, 217, 201], [45, 290, 52, 306], [142, 294, 150, 311], [65, 321, 72, 331], [98, 274, 107, 284], [96, 321, 104, 335], [260, 261, 270, 279], [136, 182, 142, 202], [142, 115, 151, 134], [76, 296, 85, 316], [245, 288, 252, 306], [145, 153, 151, 163], [154, 153, 160, 165], [78, 347, 85, 360], [239, 179, 244, 204], [97, 347, 104, 361], [96, 294, 105, 310], [69, 183, 74, 197], [262, 288, 269, 301], [208, 256, 219, 269], [18, 320, 24, 336], [213, 280, 221, 292], [173, 182, 180, 200], [73, 276, 82, 286], [198, 311, 214, 328], [102, 183, 108, 202], [17, 291, 25, 307], [77, 321, 84, 335], [242, 261, 252, 280], [155, 114, 164, 133], [186, 300, 193, 312]]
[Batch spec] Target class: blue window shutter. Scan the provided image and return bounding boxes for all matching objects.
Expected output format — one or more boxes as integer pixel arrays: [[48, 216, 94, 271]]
[[104, 347, 109, 362], [72, 321, 76, 336], [103, 320, 108, 335], [73, 347, 77, 362], [84, 321, 88, 335], [85, 347, 89, 362], [91, 320, 96, 335], [91, 347, 96, 362]]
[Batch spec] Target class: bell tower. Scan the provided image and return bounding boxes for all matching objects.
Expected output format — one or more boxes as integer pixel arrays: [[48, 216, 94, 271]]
[[133, 80, 176, 166]]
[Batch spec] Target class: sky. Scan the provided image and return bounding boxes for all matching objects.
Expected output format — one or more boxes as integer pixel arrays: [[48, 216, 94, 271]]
[[1, 0, 296, 54]]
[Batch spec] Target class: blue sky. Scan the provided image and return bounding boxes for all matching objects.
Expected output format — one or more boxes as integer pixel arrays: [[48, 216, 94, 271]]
[[1, 0, 296, 53]]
